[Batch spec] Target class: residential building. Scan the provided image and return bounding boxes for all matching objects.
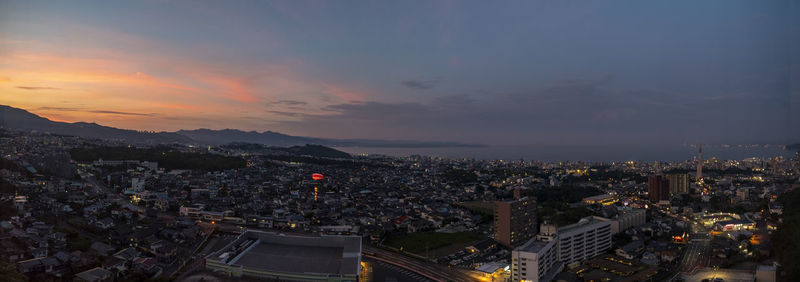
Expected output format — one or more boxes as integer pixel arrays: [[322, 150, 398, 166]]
[[597, 209, 646, 234], [666, 173, 689, 195], [494, 197, 538, 247], [648, 175, 670, 203], [556, 217, 612, 266], [511, 224, 562, 282]]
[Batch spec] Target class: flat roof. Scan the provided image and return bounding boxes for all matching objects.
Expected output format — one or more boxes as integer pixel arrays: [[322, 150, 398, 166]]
[[208, 230, 361, 276], [518, 239, 552, 253], [559, 216, 610, 235], [476, 262, 507, 274], [235, 242, 344, 274]]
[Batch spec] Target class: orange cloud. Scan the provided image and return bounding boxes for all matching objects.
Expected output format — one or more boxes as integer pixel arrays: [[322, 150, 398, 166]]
[[0, 30, 357, 132]]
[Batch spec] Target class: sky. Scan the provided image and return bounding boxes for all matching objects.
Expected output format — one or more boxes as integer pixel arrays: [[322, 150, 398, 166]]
[[1, 1, 798, 147]]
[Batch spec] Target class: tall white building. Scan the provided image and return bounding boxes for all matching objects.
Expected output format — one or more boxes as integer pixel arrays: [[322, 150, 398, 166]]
[[557, 217, 612, 266], [512, 217, 612, 281], [511, 225, 561, 282]]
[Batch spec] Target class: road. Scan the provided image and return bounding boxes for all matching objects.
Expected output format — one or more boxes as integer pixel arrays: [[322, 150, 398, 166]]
[[667, 219, 712, 281], [682, 268, 755, 282], [81, 170, 128, 206], [364, 245, 482, 282]]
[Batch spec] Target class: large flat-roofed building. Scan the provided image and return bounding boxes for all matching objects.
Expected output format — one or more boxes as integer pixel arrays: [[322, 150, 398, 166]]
[[557, 216, 612, 266], [582, 194, 617, 206], [494, 197, 538, 247], [205, 230, 361, 281]]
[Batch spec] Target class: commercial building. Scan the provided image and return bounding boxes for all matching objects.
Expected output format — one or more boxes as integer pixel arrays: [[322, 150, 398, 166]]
[[647, 175, 670, 203], [205, 230, 361, 281], [582, 194, 617, 206], [714, 219, 756, 232], [494, 197, 538, 247], [666, 173, 689, 195]]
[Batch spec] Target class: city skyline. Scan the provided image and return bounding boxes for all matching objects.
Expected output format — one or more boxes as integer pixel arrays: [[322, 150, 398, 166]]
[[2, 1, 799, 147]]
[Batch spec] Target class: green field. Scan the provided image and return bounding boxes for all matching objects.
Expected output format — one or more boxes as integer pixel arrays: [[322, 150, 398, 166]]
[[458, 201, 494, 216], [384, 232, 482, 255]]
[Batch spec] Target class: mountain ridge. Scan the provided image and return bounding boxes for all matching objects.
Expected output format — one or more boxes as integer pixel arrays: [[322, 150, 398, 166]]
[[0, 105, 485, 148]]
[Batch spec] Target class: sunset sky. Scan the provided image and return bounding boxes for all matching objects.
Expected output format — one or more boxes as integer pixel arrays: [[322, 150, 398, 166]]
[[1, 1, 798, 145]]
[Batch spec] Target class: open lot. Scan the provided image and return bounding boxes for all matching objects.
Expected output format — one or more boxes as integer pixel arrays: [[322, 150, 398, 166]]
[[384, 232, 482, 256], [458, 201, 493, 216]]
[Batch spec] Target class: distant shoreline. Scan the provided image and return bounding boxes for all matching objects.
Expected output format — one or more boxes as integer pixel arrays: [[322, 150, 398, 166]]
[[335, 144, 796, 162]]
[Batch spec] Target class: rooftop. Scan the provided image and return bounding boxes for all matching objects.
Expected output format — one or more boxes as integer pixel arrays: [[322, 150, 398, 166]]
[[559, 216, 610, 235], [208, 230, 361, 276], [516, 237, 554, 253]]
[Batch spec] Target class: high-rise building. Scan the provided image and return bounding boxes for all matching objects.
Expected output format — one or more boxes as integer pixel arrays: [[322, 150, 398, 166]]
[[494, 197, 538, 247], [696, 145, 703, 182], [648, 175, 670, 203], [666, 173, 689, 195]]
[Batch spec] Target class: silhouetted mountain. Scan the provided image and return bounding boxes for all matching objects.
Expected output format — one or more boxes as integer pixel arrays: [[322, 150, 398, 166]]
[[0, 105, 485, 148], [220, 143, 352, 159], [178, 128, 484, 148], [0, 105, 192, 144], [177, 128, 326, 147], [274, 144, 352, 159]]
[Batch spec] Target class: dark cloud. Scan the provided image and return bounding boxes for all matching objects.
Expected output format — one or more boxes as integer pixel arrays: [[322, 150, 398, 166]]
[[17, 86, 60, 90], [277, 77, 795, 145], [37, 106, 80, 111], [265, 100, 308, 106], [88, 110, 153, 116], [267, 110, 306, 117], [401, 78, 442, 90]]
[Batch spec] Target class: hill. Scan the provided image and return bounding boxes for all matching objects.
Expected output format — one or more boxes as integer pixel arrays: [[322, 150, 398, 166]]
[[273, 144, 352, 159], [0, 105, 485, 148], [0, 105, 192, 144]]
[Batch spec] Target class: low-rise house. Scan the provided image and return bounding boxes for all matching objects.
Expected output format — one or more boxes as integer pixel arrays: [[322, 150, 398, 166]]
[[29, 247, 48, 258], [102, 256, 128, 275], [17, 257, 45, 274], [95, 217, 116, 230], [0, 237, 26, 262], [89, 242, 116, 256], [74, 267, 113, 282], [133, 257, 158, 274], [616, 241, 644, 260]]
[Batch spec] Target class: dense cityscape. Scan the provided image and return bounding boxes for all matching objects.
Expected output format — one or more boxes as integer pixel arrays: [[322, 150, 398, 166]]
[[0, 128, 798, 281], [3, 1, 799, 282]]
